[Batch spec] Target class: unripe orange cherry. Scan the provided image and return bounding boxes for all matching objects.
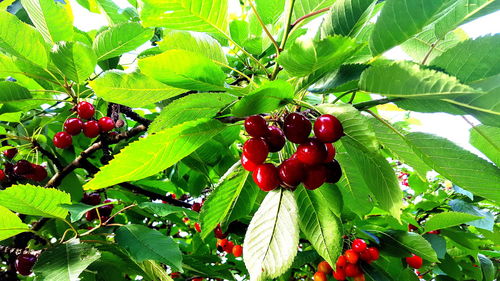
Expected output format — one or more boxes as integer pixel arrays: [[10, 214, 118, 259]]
[[317, 261, 332, 274], [313, 271, 327, 281]]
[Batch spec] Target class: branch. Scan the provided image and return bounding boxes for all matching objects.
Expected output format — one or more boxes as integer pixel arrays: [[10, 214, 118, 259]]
[[0, 246, 42, 256], [120, 106, 152, 126], [32, 140, 64, 170], [119, 182, 192, 208]]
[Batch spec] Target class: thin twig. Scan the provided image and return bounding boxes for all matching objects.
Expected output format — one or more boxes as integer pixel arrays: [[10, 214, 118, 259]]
[[248, 0, 280, 54], [291, 7, 330, 28]]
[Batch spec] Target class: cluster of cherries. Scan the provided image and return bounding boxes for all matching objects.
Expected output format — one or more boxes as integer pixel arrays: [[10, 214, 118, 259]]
[[15, 253, 37, 276], [82, 192, 114, 222], [53, 101, 115, 149], [242, 113, 343, 191], [0, 149, 47, 182], [213, 224, 243, 258]]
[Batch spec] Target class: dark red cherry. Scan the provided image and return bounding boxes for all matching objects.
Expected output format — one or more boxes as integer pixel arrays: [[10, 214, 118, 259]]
[[283, 112, 311, 144], [214, 224, 227, 239], [244, 115, 268, 137], [0, 169, 5, 181], [76, 101, 95, 120], [314, 114, 343, 143], [278, 158, 305, 187], [64, 118, 83, 135], [303, 164, 327, 190], [82, 193, 101, 206], [98, 117, 115, 132], [243, 138, 269, 164], [265, 126, 286, 152], [85, 210, 98, 221], [325, 160, 342, 183], [3, 148, 17, 159], [83, 120, 100, 138], [15, 254, 37, 276], [297, 139, 327, 165], [25, 164, 47, 182], [53, 131, 72, 149], [241, 154, 259, 172], [253, 163, 280, 191], [324, 143, 335, 163], [13, 160, 34, 176], [98, 199, 114, 217], [192, 202, 202, 212]]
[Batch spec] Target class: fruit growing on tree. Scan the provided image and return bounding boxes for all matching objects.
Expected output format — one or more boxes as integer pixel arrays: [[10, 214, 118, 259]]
[[317, 261, 332, 274], [232, 245, 243, 257], [252, 163, 280, 191], [15, 254, 37, 276], [314, 114, 344, 143], [313, 271, 327, 281], [53, 131, 72, 149], [406, 254, 423, 269], [98, 117, 115, 132], [83, 120, 100, 138], [283, 112, 311, 144], [64, 118, 84, 135], [244, 115, 268, 137], [76, 101, 95, 120], [3, 148, 17, 159]]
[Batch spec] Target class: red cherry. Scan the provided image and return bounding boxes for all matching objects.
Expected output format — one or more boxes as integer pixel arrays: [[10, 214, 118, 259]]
[[76, 101, 95, 119], [241, 154, 259, 172], [170, 272, 181, 278], [303, 164, 327, 190], [253, 163, 280, 191], [408, 224, 418, 232], [297, 139, 327, 165], [344, 263, 361, 277], [317, 261, 332, 274], [360, 249, 372, 262], [223, 240, 234, 253], [192, 278, 204, 281], [283, 112, 311, 144], [333, 268, 346, 280], [64, 118, 83, 135], [324, 143, 336, 163], [194, 222, 201, 232], [85, 210, 98, 221], [243, 138, 269, 164], [325, 160, 342, 183], [278, 158, 305, 187], [82, 193, 101, 205], [216, 238, 228, 251], [313, 271, 327, 281], [192, 202, 202, 212], [427, 230, 440, 234], [314, 114, 343, 143], [25, 164, 47, 182], [265, 126, 286, 152], [405, 254, 423, 269], [345, 249, 359, 264], [0, 169, 5, 181], [3, 148, 17, 159], [214, 224, 227, 239], [244, 115, 268, 137], [53, 131, 72, 149], [352, 239, 367, 253], [353, 273, 366, 281], [98, 199, 114, 217], [13, 160, 34, 176], [232, 245, 243, 257], [83, 120, 100, 138], [367, 247, 379, 261], [15, 254, 37, 276], [98, 117, 115, 132], [336, 255, 347, 269]]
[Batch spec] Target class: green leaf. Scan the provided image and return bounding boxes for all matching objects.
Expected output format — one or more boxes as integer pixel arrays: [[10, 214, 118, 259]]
[[406, 132, 500, 203], [200, 165, 249, 239], [296, 186, 342, 267], [469, 125, 500, 166], [277, 36, 361, 77], [359, 62, 480, 99], [20, 0, 74, 43], [50, 42, 96, 84], [0, 184, 70, 219], [0, 81, 32, 103], [95, 0, 131, 24], [424, 233, 447, 259], [0, 0, 15, 9], [158, 30, 227, 64], [380, 231, 438, 262], [320, 0, 377, 38], [93, 22, 154, 61], [138, 49, 226, 91], [33, 242, 101, 281], [139, 260, 174, 281], [148, 93, 236, 133], [308, 64, 368, 93], [424, 212, 482, 232], [0, 205, 29, 242], [369, 0, 450, 55], [84, 119, 225, 190], [431, 35, 500, 83], [446, 89, 500, 126], [231, 80, 293, 117], [293, 0, 335, 23], [115, 224, 182, 271], [60, 201, 115, 223], [478, 254, 495, 281], [138, 202, 199, 218], [255, 0, 285, 24], [0, 11, 48, 67], [243, 189, 299, 281], [139, 0, 228, 34], [315, 184, 343, 217], [89, 70, 185, 108], [449, 199, 494, 231]]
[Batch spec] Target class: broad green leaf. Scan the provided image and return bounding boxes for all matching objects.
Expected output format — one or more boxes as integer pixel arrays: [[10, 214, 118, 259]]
[[115, 224, 182, 271], [158, 30, 227, 64], [0, 184, 70, 219], [0, 0, 15, 9], [148, 93, 236, 133], [446, 89, 500, 126], [380, 231, 438, 262], [75, 0, 100, 13], [315, 184, 343, 217], [182, 256, 234, 280], [243, 189, 299, 281], [33, 243, 101, 281], [255, 0, 285, 24], [200, 165, 249, 239], [320, 0, 377, 38], [369, 0, 450, 55], [293, 0, 335, 23], [424, 233, 447, 259], [0, 11, 48, 67], [138, 49, 226, 91], [139, 260, 174, 281], [277, 36, 361, 77], [96, 0, 131, 24], [469, 125, 500, 166], [359, 62, 480, 99], [318, 103, 378, 152], [0, 54, 42, 89], [138, 202, 199, 218], [84, 119, 225, 190], [478, 254, 495, 281], [20, 0, 74, 43], [308, 64, 368, 93], [51, 42, 97, 84], [296, 186, 342, 267], [139, 0, 228, 34], [229, 18, 270, 55], [424, 212, 482, 232], [60, 201, 115, 223], [0, 81, 32, 103], [93, 22, 154, 61], [431, 35, 500, 83], [0, 205, 29, 242], [449, 199, 494, 231], [89, 70, 185, 108], [232, 80, 293, 117], [406, 132, 500, 203]]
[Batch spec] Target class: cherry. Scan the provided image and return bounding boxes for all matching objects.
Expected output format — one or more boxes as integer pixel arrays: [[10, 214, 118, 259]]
[[252, 163, 280, 191], [405, 254, 423, 269], [283, 112, 311, 144], [344, 263, 361, 277], [314, 114, 343, 143], [297, 139, 327, 165], [333, 268, 346, 280], [3, 148, 17, 159], [408, 224, 418, 232], [353, 274, 366, 281], [265, 126, 286, 152], [216, 238, 228, 251], [83, 120, 100, 138], [64, 118, 83, 135], [324, 143, 336, 163], [214, 224, 227, 239], [427, 230, 440, 234], [98, 117, 115, 132], [241, 154, 259, 172], [192, 202, 202, 212], [170, 272, 181, 278], [0, 169, 5, 181], [244, 115, 268, 137], [192, 278, 204, 281], [53, 131, 72, 149], [336, 255, 347, 269], [325, 160, 342, 184], [352, 239, 367, 253], [303, 164, 327, 190], [13, 160, 34, 176], [25, 164, 47, 182], [367, 247, 379, 261], [223, 240, 234, 253], [194, 222, 201, 232], [359, 249, 372, 262], [85, 210, 98, 221], [278, 158, 305, 187], [317, 261, 332, 274], [313, 271, 327, 281], [98, 199, 114, 217], [345, 249, 359, 264], [82, 193, 101, 206], [232, 245, 243, 257], [182, 217, 190, 223], [76, 101, 95, 119], [15, 254, 37, 276], [243, 138, 269, 164]]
